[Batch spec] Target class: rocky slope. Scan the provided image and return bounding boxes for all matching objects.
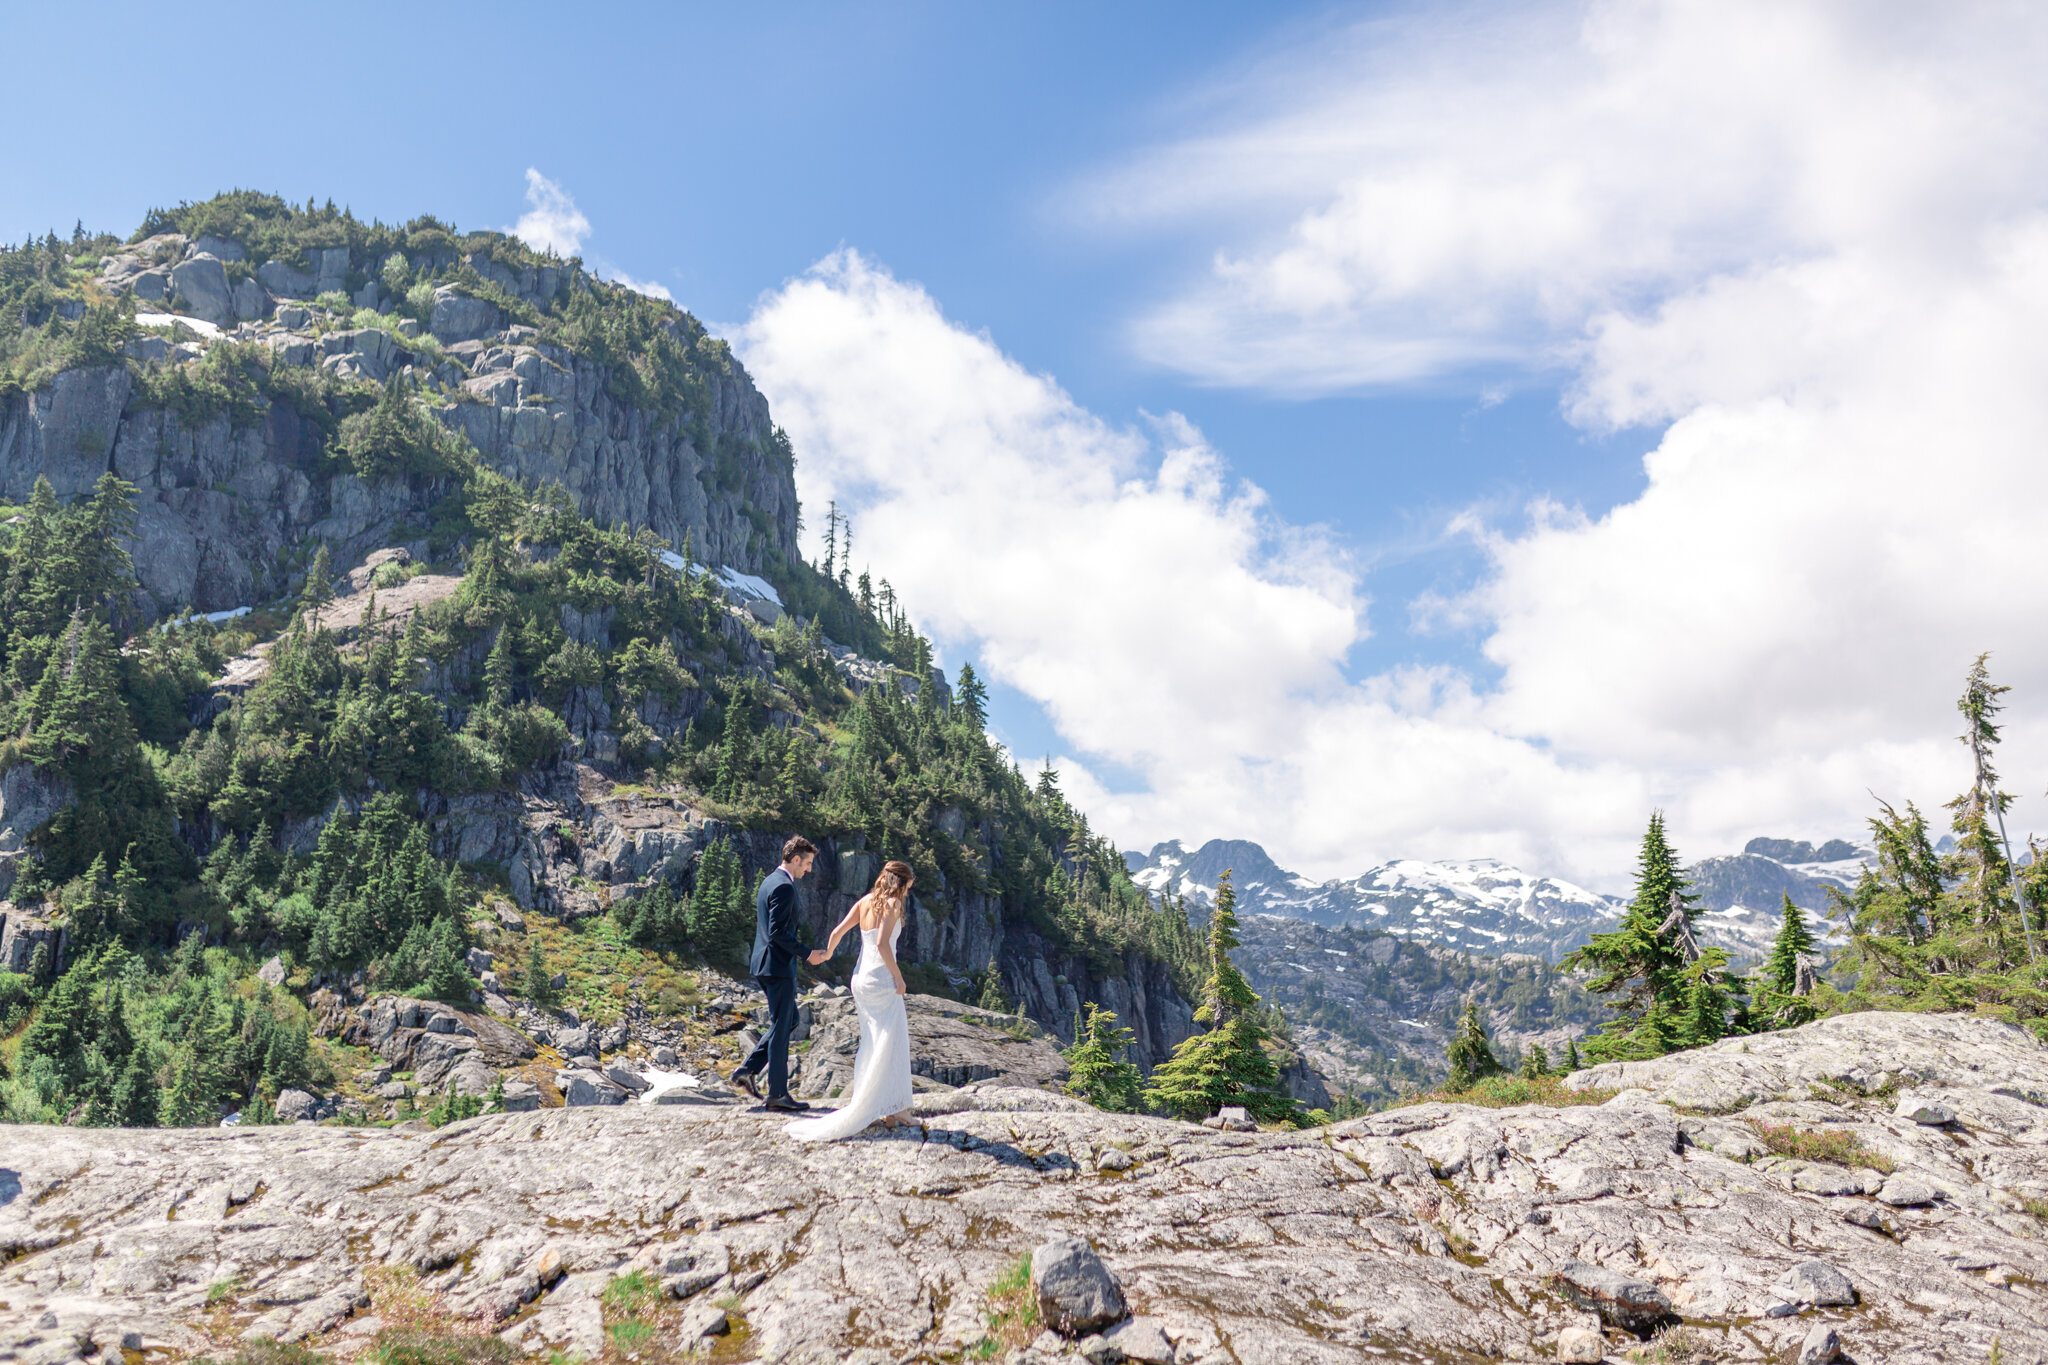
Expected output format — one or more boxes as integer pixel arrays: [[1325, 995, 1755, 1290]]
[[1233, 915, 1605, 1103], [3, 1011, 2044, 1365], [1, 231, 796, 616]]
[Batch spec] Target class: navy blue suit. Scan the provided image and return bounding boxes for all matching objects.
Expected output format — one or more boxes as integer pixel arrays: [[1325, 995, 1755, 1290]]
[[740, 865, 813, 1098]]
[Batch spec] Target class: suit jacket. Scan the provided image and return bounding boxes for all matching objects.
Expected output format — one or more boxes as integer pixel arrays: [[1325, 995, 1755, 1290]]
[[749, 866, 813, 979]]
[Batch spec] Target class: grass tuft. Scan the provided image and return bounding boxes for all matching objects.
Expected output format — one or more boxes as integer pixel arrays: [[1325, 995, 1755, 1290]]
[[1394, 1073, 1617, 1110], [1744, 1118, 1897, 1173], [969, 1253, 1040, 1359]]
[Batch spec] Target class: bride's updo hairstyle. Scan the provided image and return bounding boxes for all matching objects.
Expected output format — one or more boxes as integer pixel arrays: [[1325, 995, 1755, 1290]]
[[872, 860, 915, 906]]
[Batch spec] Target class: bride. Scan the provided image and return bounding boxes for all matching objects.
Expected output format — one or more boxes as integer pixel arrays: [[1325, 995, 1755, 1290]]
[[785, 860, 918, 1141]]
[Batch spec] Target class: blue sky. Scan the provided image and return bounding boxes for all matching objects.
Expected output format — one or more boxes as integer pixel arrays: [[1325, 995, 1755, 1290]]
[[9, 3, 2045, 886]]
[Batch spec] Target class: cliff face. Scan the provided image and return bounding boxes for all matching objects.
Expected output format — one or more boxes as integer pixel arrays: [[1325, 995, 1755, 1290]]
[[0, 236, 796, 616], [3, 1012, 2042, 1365]]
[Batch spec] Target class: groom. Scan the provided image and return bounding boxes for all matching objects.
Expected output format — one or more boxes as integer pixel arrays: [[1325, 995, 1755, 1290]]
[[729, 835, 829, 1112]]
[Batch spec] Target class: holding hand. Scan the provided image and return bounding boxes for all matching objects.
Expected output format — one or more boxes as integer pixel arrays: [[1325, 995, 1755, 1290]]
[[807, 948, 829, 965], [893, 974, 907, 995]]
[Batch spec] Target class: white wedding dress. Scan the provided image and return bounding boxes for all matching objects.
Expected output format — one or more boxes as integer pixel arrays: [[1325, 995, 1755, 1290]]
[[785, 917, 914, 1142]]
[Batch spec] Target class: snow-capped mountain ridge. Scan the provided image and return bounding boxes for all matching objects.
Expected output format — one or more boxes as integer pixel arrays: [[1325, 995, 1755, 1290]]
[[1128, 834, 1879, 964]]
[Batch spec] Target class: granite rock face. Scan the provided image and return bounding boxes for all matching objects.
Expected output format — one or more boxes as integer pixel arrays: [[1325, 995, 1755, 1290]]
[[3, 260, 798, 615], [3, 1012, 2045, 1365]]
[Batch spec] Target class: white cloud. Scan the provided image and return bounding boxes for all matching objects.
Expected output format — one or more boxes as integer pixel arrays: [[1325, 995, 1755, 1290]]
[[602, 269, 673, 302], [737, 3, 2048, 888], [735, 252, 1646, 883], [510, 169, 591, 257], [508, 170, 672, 299]]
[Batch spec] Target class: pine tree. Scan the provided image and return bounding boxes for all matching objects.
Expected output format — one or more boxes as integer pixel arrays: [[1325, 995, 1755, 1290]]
[[482, 626, 515, 707], [956, 663, 988, 727], [1142, 871, 1293, 1123], [689, 838, 750, 967], [1565, 813, 1713, 1062], [524, 936, 554, 1006], [1519, 1043, 1550, 1079], [976, 955, 1011, 1013], [299, 544, 334, 624], [1564, 1036, 1582, 1072], [1063, 1003, 1143, 1112], [1946, 655, 2038, 963], [1445, 1000, 1502, 1091], [1765, 894, 1817, 995], [713, 697, 749, 802]]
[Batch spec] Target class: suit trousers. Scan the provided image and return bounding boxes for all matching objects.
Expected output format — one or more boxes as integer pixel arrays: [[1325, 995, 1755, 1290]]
[[742, 973, 800, 1098]]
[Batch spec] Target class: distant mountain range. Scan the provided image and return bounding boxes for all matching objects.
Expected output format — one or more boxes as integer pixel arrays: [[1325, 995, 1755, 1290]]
[[1126, 833, 1884, 964]]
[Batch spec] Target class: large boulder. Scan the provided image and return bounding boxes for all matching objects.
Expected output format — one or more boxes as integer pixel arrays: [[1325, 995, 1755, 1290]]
[[1550, 1260, 1675, 1333], [272, 1088, 318, 1123], [169, 254, 234, 326], [232, 276, 269, 322], [430, 287, 502, 344], [1031, 1236, 1126, 1337], [257, 259, 315, 298]]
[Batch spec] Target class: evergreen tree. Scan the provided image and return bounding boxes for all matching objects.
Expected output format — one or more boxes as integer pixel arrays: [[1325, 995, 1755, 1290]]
[[689, 838, 750, 966], [524, 936, 555, 1006], [1564, 1036, 1582, 1072], [976, 955, 1011, 1013], [1755, 893, 1820, 1029], [1445, 1000, 1502, 1090], [299, 544, 334, 623], [713, 697, 749, 802], [1565, 813, 1714, 1061], [1519, 1043, 1550, 1079], [1946, 655, 2038, 962], [1142, 871, 1293, 1123], [955, 663, 988, 727], [1063, 1003, 1143, 1112]]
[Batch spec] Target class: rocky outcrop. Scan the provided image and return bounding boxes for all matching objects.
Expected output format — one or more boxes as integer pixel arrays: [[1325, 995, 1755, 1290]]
[[796, 990, 1071, 1098], [5, 252, 797, 615], [0, 763, 73, 901], [4, 1012, 2046, 1364]]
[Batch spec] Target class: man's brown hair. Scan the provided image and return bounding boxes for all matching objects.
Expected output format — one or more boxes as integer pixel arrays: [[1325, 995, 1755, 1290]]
[[781, 835, 818, 863]]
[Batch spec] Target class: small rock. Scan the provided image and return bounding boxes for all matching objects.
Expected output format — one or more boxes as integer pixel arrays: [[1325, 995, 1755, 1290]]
[[465, 947, 494, 974], [1550, 1260, 1675, 1333], [1797, 1322, 1844, 1365], [1774, 1259, 1856, 1308], [556, 1027, 592, 1056], [531, 1246, 565, 1288], [675, 1305, 727, 1341], [273, 1088, 318, 1123], [1896, 1096, 1956, 1126], [1878, 1175, 1939, 1207], [605, 1064, 649, 1092], [377, 1082, 409, 1101], [1095, 1148, 1137, 1173], [1100, 1316, 1175, 1364], [258, 955, 287, 986], [1791, 1165, 1864, 1196], [361, 1065, 392, 1087], [559, 1069, 627, 1106], [549, 971, 567, 991], [495, 905, 526, 932], [652, 1045, 679, 1068], [1556, 1325, 1605, 1362], [1843, 1205, 1896, 1236], [1032, 1235, 1128, 1337], [499, 1080, 541, 1112], [664, 1270, 720, 1300], [1202, 1106, 1256, 1132]]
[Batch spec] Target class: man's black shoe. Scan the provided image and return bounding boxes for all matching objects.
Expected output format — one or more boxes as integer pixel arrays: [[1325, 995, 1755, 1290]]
[[763, 1095, 810, 1113], [727, 1067, 761, 1101]]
